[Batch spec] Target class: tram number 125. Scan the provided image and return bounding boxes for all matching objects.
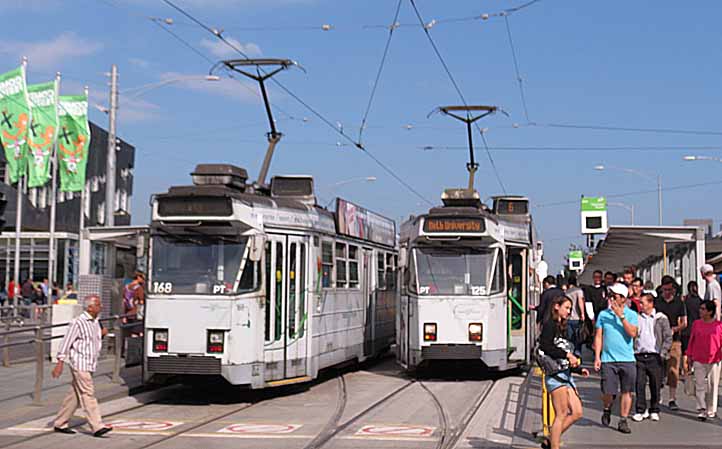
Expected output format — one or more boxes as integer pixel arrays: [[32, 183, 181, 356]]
[[153, 282, 173, 294]]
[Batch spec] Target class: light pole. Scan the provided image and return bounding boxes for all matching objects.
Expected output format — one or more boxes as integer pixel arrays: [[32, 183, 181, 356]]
[[683, 155, 722, 163], [96, 73, 219, 226], [608, 201, 635, 225], [321, 177, 377, 208], [594, 164, 662, 225]]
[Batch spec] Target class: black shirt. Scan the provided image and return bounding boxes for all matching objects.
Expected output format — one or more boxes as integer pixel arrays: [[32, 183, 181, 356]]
[[655, 296, 687, 341], [540, 319, 568, 359], [537, 286, 565, 324], [682, 294, 702, 337], [583, 284, 607, 319]]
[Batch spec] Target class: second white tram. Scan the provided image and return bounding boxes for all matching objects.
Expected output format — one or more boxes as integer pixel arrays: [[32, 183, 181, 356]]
[[397, 189, 539, 371], [144, 164, 397, 388]]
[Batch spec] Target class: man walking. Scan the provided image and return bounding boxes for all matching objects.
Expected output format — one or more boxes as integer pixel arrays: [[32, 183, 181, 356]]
[[655, 277, 687, 411], [566, 276, 586, 354], [701, 264, 721, 320], [631, 294, 672, 422], [594, 283, 639, 434], [52, 295, 112, 437]]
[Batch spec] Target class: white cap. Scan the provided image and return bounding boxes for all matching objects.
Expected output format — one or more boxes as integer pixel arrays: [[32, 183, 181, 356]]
[[609, 283, 629, 298], [700, 264, 714, 275]]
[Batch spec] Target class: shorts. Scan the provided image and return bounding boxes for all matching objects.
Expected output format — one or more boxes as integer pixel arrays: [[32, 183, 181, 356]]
[[545, 369, 576, 393], [601, 362, 636, 395]]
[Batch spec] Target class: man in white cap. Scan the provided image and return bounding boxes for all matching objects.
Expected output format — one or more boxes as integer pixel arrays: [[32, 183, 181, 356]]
[[594, 283, 639, 434], [701, 264, 721, 321]]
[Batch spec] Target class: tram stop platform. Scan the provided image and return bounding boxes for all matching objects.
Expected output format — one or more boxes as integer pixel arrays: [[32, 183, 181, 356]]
[[512, 350, 722, 449]]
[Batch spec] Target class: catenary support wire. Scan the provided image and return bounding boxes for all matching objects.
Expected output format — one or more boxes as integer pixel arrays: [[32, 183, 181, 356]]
[[503, 15, 530, 124]]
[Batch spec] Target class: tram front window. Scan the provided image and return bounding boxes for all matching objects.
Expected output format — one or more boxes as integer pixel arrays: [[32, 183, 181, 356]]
[[151, 234, 256, 295], [413, 247, 502, 296]]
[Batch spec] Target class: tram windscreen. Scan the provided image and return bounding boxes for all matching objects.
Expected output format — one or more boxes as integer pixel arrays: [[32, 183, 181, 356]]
[[150, 234, 257, 295], [413, 247, 502, 296]]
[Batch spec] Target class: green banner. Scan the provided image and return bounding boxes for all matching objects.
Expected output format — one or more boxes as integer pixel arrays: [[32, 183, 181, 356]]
[[27, 81, 58, 188], [581, 196, 607, 212], [0, 66, 31, 184], [568, 250, 583, 260], [57, 95, 90, 192]]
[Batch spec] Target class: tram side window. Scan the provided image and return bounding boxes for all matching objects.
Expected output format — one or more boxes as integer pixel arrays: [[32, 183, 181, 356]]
[[491, 251, 504, 294], [348, 245, 359, 288], [377, 252, 386, 290], [335, 242, 347, 288], [386, 253, 396, 290], [321, 241, 334, 288]]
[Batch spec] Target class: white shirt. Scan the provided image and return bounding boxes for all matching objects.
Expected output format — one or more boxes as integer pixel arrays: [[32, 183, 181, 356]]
[[57, 312, 102, 372]]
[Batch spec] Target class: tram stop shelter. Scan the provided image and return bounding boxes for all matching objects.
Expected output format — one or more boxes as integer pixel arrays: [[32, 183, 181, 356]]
[[579, 225, 706, 292]]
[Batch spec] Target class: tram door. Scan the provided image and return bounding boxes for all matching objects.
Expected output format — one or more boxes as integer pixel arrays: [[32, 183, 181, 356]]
[[264, 235, 309, 381], [362, 249, 374, 357]]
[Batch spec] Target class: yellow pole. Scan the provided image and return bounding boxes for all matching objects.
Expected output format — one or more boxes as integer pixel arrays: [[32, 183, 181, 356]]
[[663, 241, 668, 275], [541, 372, 555, 437]]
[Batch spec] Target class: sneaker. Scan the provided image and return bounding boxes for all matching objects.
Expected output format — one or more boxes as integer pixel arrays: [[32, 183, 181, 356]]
[[697, 410, 707, 421], [642, 409, 650, 419], [668, 400, 679, 411], [602, 408, 612, 427], [631, 413, 645, 422], [650, 413, 660, 421], [707, 411, 717, 419], [618, 418, 632, 434]]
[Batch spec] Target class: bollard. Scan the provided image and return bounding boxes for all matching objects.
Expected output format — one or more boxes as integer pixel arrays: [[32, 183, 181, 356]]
[[112, 316, 122, 384], [2, 322, 10, 367], [33, 326, 44, 405], [541, 372, 555, 437]]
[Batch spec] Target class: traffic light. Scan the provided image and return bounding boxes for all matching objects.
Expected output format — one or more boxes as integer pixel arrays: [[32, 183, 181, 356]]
[[0, 192, 6, 230]]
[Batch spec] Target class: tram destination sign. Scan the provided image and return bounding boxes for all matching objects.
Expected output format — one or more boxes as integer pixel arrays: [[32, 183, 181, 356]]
[[423, 216, 486, 234], [336, 198, 396, 247], [157, 196, 232, 217]]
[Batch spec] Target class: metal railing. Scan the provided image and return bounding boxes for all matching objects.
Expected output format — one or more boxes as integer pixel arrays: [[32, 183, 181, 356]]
[[0, 304, 53, 326], [0, 313, 138, 405]]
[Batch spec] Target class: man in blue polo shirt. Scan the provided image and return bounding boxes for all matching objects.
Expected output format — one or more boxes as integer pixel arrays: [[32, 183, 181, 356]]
[[594, 283, 639, 434]]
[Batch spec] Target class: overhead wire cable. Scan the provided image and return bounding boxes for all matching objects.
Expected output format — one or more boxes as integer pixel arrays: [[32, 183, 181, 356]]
[[158, 0, 433, 206], [536, 122, 722, 136], [408, 0, 507, 193], [420, 145, 722, 151], [503, 14, 530, 123], [358, 0, 403, 144]]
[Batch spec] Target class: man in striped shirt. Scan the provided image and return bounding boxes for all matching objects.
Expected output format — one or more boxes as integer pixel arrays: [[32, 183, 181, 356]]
[[52, 295, 112, 437]]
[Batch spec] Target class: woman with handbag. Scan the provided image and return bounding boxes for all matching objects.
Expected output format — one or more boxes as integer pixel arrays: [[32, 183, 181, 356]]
[[539, 295, 590, 449]]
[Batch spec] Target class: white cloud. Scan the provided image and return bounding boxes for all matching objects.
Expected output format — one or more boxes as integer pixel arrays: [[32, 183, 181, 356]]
[[159, 72, 260, 103], [0, 32, 101, 70], [61, 79, 162, 124], [200, 38, 261, 58], [128, 57, 151, 69]]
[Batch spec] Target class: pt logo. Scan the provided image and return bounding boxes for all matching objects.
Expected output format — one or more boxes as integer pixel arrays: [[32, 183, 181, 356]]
[[58, 126, 85, 173], [1, 110, 29, 160]]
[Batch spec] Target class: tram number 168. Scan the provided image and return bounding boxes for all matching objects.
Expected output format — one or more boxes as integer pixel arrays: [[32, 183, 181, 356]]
[[153, 282, 173, 294]]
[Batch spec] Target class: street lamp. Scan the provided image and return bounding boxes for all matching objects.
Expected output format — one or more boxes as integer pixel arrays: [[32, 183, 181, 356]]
[[594, 164, 663, 225], [608, 201, 635, 225], [683, 155, 722, 163], [321, 177, 377, 207]]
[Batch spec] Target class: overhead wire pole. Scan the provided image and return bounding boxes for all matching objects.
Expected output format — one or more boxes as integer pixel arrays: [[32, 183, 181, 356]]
[[13, 57, 28, 310], [105, 64, 118, 227], [47, 72, 61, 295], [160, 0, 433, 206]]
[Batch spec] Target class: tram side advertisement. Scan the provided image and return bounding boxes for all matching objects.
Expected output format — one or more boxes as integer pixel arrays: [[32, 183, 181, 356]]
[[336, 198, 395, 247]]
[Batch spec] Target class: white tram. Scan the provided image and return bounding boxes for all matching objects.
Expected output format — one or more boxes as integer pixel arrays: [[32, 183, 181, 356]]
[[397, 189, 540, 371], [144, 164, 397, 388]]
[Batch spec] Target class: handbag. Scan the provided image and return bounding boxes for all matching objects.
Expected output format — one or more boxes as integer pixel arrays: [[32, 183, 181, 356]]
[[534, 344, 568, 376]]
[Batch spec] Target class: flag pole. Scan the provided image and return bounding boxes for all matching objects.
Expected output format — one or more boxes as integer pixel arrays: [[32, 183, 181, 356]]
[[77, 86, 89, 287], [12, 57, 28, 312], [47, 72, 61, 299]]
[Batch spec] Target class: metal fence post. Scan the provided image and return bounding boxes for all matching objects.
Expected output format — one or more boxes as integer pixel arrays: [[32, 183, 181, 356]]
[[112, 316, 122, 383], [2, 322, 10, 367], [33, 326, 44, 405]]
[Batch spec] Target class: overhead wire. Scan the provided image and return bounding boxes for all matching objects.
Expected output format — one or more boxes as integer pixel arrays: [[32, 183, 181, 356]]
[[158, 0, 433, 206], [420, 144, 722, 152], [503, 14, 530, 123], [358, 0, 403, 144], [408, 0, 507, 193], [533, 122, 722, 136]]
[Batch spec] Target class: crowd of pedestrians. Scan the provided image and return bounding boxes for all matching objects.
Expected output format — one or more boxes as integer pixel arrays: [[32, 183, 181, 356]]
[[535, 264, 722, 448]]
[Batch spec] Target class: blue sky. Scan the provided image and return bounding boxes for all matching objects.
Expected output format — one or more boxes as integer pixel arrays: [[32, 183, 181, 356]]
[[3, 0, 722, 272]]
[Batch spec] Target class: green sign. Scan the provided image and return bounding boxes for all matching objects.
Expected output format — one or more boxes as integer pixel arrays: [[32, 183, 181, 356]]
[[568, 250, 583, 260], [27, 81, 58, 188], [0, 66, 31, 184], [581, 196, 607, 212], [57, 95, 90, 192]]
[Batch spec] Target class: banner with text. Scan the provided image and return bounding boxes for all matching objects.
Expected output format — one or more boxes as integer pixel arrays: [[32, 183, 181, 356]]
[[57, 95, 90, 192], [0, 66, 31, 184], [27, 81, 58, 188]]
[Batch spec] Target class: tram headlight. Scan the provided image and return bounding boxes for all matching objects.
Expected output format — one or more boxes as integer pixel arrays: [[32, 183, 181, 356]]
[[207, 330, 225, 353], [153, 329, 168, 352], [468, 323, 483, 342], [423, 323, 437, 342]]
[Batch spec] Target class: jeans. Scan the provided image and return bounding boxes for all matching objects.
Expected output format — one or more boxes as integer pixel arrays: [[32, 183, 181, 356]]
[[635, 353, 663, 413], [567, 320, 583, 355]]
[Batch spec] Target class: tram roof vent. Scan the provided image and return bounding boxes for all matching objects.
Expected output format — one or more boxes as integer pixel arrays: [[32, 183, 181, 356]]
[[191, 164, 248, 190], [441, 188, 483, 208], [271, 175, 316, 205]]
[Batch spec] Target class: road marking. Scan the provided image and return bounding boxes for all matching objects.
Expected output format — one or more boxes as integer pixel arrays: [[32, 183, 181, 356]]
[[106, 419, 184, 431], [217, 423, 303, 434], [355, 424, 435, 438], [182, 432, 313, 439]]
